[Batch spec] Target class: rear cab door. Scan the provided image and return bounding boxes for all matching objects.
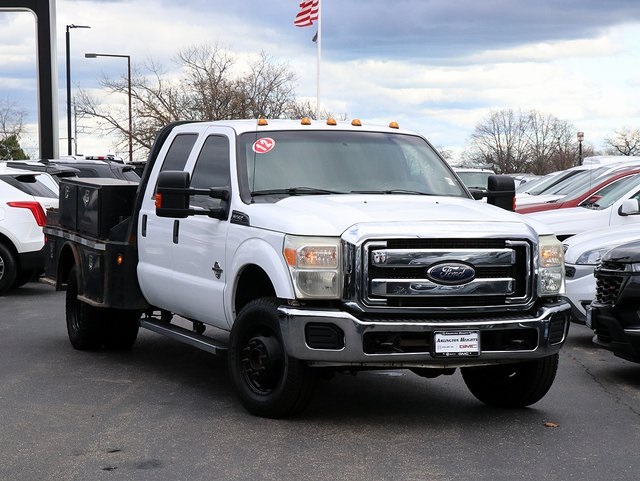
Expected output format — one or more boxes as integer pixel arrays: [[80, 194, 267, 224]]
[[137, 124, 234, 329], [137, 125, 203, 311]]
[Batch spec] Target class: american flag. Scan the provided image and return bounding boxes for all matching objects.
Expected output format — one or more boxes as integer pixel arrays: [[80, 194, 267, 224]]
[[294, 0, 319, 27]]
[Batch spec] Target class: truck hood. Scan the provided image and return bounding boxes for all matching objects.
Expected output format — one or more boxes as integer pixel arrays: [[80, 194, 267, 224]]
[[245, 194, 552, 237]]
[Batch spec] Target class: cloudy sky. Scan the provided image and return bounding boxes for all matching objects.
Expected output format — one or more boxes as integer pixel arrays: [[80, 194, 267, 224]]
[[1, 0, 640, 160]]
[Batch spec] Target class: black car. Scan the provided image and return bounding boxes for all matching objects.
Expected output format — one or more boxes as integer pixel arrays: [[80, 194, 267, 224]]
[[3, 160, 79, 183], [589, 239, 640, 362], [7, 159, 140, 182]]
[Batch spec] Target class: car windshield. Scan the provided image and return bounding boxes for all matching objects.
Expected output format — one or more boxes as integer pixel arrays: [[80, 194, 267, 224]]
[[543, 167, 609, 196], [0, 173, 57, 198], [238, 131, 467, 201], [581, 174, 640, 210]]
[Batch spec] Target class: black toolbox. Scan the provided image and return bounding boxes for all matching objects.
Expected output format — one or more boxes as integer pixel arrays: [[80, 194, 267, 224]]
[[58, 178, 139, 238]]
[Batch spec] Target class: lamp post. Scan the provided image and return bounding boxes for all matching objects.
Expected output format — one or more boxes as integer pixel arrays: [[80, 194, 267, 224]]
[[577, 131, 584, 166], [85, 53, 132, 162], [65, 24, 90, 156]]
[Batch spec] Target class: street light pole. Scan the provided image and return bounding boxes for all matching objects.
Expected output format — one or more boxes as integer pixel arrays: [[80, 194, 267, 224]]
[[65, 24, 90, 156], [85, 52, 133, 162], [577, 131, 584, 166]]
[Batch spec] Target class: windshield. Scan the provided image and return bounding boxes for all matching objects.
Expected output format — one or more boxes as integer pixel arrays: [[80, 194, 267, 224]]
[[237, 131, 467, 202], [544, 167, 609, 196], [581, 174, 640, 210], [522, 170, 582, 196]]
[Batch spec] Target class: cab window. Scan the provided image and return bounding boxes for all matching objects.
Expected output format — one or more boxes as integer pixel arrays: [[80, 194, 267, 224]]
[[190, 135, 230, 209]]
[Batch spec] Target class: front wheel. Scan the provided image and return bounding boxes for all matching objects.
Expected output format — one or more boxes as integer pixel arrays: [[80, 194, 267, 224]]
[[228, 298, 315, 418], [461, 354, 559, 408]]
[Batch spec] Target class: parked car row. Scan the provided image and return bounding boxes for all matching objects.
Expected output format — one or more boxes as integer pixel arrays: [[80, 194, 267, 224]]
[[0, 157, 140, 295], [509, 156, 640, 364]]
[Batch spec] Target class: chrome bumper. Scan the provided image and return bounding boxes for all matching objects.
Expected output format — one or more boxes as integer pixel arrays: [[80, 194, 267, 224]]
[[278, 300, 571, 368]]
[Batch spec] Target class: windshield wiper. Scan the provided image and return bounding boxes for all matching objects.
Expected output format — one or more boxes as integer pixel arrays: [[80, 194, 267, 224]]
[[251, 187, 346, 197], [349, 189, 433, 195]]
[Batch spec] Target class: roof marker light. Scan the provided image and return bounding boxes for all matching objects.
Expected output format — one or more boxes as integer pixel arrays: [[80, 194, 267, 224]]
[[389, 121, 400, 129], [326, 118, 337, 126], [257, 117, 268, 126], [301, 117, 312, 125], [351, 119, 362, 127]]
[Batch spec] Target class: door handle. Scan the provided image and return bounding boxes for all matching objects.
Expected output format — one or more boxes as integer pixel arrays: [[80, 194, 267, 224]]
[[173, 220, 179, 244]]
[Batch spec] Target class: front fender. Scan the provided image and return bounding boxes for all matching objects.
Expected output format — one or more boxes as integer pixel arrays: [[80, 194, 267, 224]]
[[226, 234, 294, 316]]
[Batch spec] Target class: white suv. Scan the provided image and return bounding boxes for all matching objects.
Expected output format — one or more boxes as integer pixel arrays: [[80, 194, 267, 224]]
[[0, 165, 58, 294]]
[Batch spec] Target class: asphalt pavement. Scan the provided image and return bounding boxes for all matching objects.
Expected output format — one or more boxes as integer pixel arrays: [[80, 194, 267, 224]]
[[1, 282, 639, 481]]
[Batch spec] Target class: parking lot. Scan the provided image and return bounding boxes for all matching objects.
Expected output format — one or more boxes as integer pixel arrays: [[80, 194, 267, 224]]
[[2, 282, 640, 481]]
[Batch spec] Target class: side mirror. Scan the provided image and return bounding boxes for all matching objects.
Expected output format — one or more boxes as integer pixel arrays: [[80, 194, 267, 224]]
[[619, 198, 640, 216], [156, 171, 191, 218], [486, 175, 516, 211]]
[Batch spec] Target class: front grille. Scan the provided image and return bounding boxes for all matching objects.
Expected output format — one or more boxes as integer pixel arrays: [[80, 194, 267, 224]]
[[594, 263, 627, 305], [360, 237, 532, 311]]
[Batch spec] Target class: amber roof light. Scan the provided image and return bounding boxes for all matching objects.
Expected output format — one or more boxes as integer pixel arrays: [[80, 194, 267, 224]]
[[257, 117, 268, 126]]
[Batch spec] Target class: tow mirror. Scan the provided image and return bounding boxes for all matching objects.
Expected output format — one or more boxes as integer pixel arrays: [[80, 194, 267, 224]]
[[485, 175, 516, 211], [156, 171, 191, 218]]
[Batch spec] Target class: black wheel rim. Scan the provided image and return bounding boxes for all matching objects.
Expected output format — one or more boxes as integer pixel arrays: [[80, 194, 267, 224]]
[[239, 332, 284, 395]]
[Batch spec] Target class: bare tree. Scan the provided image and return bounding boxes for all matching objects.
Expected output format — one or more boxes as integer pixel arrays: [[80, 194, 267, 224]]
[[464, 109, 579, 174], [0, 97, 28, 159], [77, 44, 300, 157], [604, 127, 640, 156], [465, 109, 529, 174]]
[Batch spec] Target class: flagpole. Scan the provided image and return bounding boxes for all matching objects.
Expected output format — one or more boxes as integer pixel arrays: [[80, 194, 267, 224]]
[[316, 0, 321, 119]]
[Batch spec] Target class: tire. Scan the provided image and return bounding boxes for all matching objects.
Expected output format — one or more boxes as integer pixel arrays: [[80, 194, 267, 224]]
[[103, 309, 140, 350], [228, 298, 315, 418], [461, 354, 559, 408], [0, 243, 18, 295], [11, 268, 37, 289], [65, 266, 105, 350]]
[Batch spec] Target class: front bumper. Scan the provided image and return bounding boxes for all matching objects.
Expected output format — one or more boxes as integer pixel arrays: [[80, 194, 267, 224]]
[[590, 303, 640, 363], [278, 300, 570, 368]]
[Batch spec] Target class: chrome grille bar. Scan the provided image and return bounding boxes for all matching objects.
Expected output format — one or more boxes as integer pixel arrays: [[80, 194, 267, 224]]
[[371, 278, 515, 297]]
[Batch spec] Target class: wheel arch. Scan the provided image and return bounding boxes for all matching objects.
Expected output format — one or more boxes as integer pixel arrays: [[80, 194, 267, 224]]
[[227, 237, 295, 323], [56, 241, 82, 291], [0, 232, 20, 259]]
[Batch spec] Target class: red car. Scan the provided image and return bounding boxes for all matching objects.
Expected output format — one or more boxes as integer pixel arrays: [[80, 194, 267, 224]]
[[517, 168, 640, 214]]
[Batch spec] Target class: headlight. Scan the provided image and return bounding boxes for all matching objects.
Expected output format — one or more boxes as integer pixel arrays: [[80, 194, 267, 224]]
[[284, 236, 342, 299], [539, 235, 565, 296], [576, 247, 610, 265]]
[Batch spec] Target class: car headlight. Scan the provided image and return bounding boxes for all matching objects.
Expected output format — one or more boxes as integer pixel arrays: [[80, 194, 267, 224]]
[[576, 247, 610, 265], [284, 236, 342, 299], [539, 235, 565, 296]]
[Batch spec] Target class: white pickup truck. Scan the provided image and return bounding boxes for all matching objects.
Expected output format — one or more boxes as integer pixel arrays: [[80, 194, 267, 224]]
[[43, 119, 570, 418]]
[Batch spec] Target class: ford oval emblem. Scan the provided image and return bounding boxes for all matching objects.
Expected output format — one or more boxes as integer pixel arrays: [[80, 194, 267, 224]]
[[427, 262, 476, 285]]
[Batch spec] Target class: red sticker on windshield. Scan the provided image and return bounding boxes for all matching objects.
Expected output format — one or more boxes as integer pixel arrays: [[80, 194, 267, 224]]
[[252, 137, 275, 154]]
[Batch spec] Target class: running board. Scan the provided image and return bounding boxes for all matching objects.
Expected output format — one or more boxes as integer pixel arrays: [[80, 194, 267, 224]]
[[140, 318, 228, 355]]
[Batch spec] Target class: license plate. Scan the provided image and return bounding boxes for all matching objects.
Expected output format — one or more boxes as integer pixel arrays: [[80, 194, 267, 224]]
[[434, 331, 480, 357]]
